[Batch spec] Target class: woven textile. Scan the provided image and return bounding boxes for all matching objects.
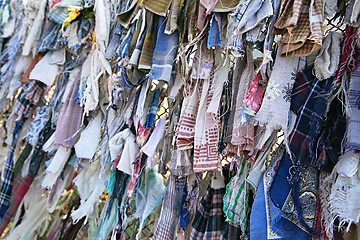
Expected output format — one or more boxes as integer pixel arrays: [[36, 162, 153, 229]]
[[140, 0, 172, 16], [289, 66, 334, 168], [165, 0, 184, 34], [138, 12, 158, 70], [190, 186, 225, 240], [193, 72, 221, 172], [347, 67, 360, 150], [53, 72, 82, 147], [223, 159, 252, 232], [207, 13, 224, 49], [14, 80, 44, 121], [269, 66, 334, 239], [314, 31, 343, 80], [0, 118, 26, 219], [274, 0, 323, 57], [152, 175, 187, 240], [254, 45, 300, 145], [148, 17, 179, 83]]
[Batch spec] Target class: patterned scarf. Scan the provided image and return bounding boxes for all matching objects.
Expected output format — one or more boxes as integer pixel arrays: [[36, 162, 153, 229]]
[[255, 45, 300, 146], [274, 0, 323, 57]]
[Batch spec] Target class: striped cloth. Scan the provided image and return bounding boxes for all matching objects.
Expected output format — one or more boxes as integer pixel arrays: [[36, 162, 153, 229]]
[[223, 159, 252, 233], [207, 14, 224, 49], [138, 12, 157, 70]]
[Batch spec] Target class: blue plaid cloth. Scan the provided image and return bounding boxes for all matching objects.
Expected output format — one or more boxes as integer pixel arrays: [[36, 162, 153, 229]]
[[148, 17, 179, 83], [0, 117, 26, 218], [39, 22, 64, 52], [316, 97, 346, 172], [144, 88, 161, 129], [0, 34, 22, 87], [288, 66, 334, 170]]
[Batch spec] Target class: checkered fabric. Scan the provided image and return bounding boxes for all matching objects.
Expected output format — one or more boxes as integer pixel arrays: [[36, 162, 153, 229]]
[[14, 80, 44, 121], [0, 117, 26, 219], [289, 65, 334, 169], [221, 222, 242, 240], [190, 186, 225, 240], [152, 174, 186, 240], [274, 0, 323, 57]]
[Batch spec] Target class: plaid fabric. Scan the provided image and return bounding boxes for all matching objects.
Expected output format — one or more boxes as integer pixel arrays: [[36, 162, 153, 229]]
[[223, 159, 252, 233], [144, 88, 161, 129], [0, 33, 22, 88], [148, 17, 179, 83], [0, 174, 34, 235], [347, 67, 360, 150], [316, 97, 346, 172], [221, 222, 242, 240], [39, 22, 64, 51], [14, 80, 44, 121], [289, 66, 334, 169], [274, 0, 323, 57], [152, 174, 187, 240], [190, 186, 225, 240], [269, 66, 334, 239], [0, 117, 26, 219], [0, 120, 53, 233]]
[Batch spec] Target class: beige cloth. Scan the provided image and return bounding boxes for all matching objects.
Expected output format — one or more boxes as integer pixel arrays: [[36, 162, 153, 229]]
[[314, 31, 343, 80], [274, 0, 323, 57]]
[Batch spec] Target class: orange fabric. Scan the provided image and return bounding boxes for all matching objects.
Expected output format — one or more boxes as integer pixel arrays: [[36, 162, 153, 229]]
[[20, 52, 46, 83]]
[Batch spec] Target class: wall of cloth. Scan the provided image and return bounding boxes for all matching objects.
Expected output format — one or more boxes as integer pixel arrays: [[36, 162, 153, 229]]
[[0, 0, 359, 239]]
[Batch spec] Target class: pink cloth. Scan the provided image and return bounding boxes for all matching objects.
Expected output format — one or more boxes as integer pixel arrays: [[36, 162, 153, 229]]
[[244, 71, 266, 112], [54, 73, 83, 147]]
